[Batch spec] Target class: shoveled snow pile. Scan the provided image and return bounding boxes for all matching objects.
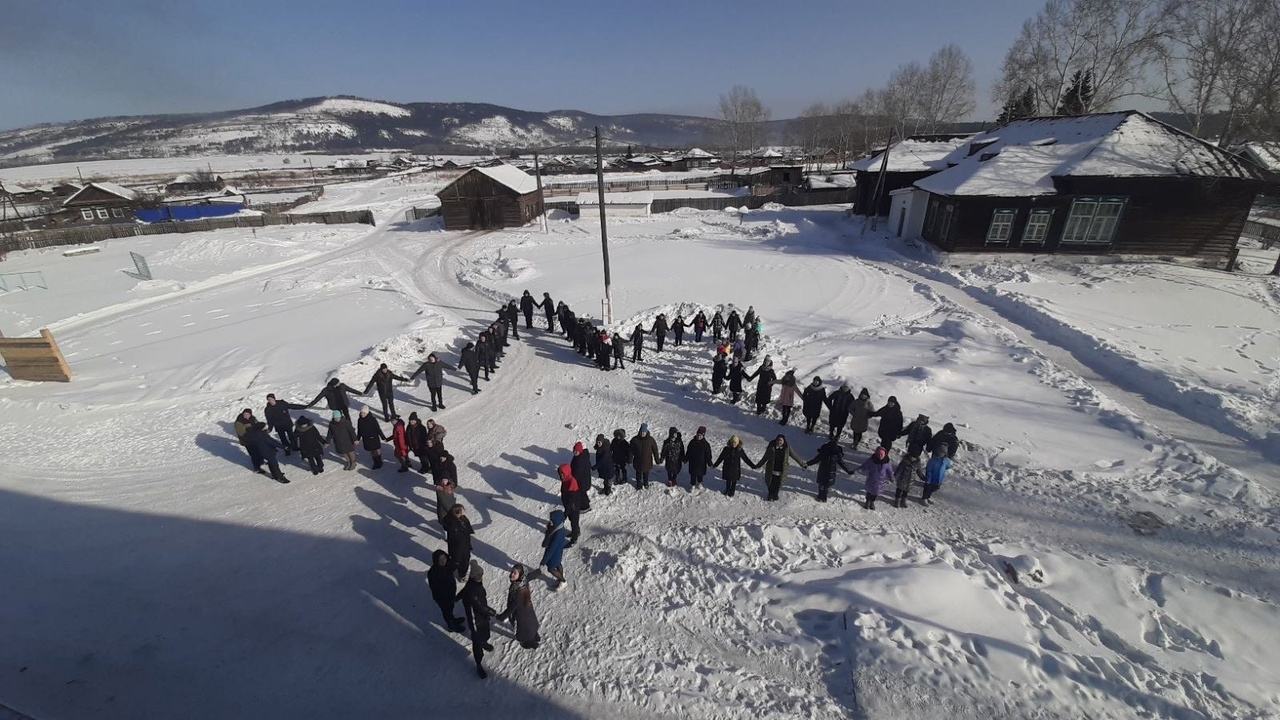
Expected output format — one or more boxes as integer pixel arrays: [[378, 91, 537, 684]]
[[0, 173, 1277, 720]]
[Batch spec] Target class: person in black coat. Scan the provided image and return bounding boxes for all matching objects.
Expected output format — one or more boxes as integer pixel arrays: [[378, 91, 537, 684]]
[[263, 394, 304, 454], [747, 357, 777, 415], [593, 434, 616, 495], [806, 440, 855, 502], [671, 315, 686, 346], [726, 310, 742, 340], [929, 422, 959, 458], [711, 351, 728, 395], [872, 396, 905, 450], [506, 301, 521, 340], [825, 383, 854, 440], [364, 363, 408, 421], [520, 290, 537, 329], [711, 310, 725, 341], [429, 549, 466, 633], [801, 377, 827, 435], [557, 302, 571, 335], [458, 561, 497, 678], [727, 357, 746, 403], [900, 414, 934, 458], [477, 334, 496, 381], [355, 407, 389, 469], [295, 416, 326, 474], [712, 436, 757, 496], [457, 342, 481, 394], [661, 427, 685, 487], [404, 413, 428, 471], [306, 378, 365, 422], [444, 504, 475, 581], [609, 428, 631, 486], [692, 311, 708, 342], [243, 422, 288, 483], [596, 331, 612, 371], [570, 442, 593, 511], [434, 450, 459, 487], [684, 426, 713, 489], [630, 324, 646, 362], [409, 353, 447, 411], [611, 332, 626, 370], [540, 292, 556, 331], [651, 314, 669, 353]]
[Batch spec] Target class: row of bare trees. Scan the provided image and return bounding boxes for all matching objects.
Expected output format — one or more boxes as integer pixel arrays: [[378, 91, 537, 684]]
[[994, 0, 1280, 141]]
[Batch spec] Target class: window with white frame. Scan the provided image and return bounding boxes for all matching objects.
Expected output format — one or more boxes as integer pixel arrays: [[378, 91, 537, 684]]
[[924, 200, 937, 233], [1061, 197, 1125, 244], [1022, 209, 1053, 245], [80, 209, 94, 220], [111, 208, 124, 218], [985, 209, 1017, 245], [95, 208, 109, 219], [938, 204, 955, 241]]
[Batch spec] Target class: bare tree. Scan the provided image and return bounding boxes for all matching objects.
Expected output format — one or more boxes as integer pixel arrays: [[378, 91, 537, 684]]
[[1153, 0, 1254, 137], [718, 85, 772, 168], [1230, 0, 1280, 141], [994, 0, 1164, 115], [918, 44, 977, 132]]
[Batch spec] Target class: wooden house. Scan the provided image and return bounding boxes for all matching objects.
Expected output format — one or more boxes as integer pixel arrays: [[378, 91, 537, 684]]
[[61, 182, 141, 224], [165, 174, 225, 196], [849, 134, 974, 216], [437, 166, 543, 230], [911, 112, 1274, 266]]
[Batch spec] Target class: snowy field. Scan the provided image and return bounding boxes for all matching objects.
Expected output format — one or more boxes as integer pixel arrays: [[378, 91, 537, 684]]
[[1, 176, 1278, 719]]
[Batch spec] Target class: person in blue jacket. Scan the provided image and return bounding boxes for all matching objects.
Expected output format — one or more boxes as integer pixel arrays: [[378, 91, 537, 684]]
[[539, 509, 569, 590], [922, 449, 952, 505]]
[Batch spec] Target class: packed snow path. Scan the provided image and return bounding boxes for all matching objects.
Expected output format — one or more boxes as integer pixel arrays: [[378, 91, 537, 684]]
[[1, 189, 1277, 719]]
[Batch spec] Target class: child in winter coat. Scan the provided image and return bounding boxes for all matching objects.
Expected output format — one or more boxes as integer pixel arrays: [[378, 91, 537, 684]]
[[540, 509, 569, 589], [857, 447, 895, 510], [922, 450, 952, 505]]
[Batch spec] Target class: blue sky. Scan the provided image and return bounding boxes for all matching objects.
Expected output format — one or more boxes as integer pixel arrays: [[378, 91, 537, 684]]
[[0, 0, 1040, 131]]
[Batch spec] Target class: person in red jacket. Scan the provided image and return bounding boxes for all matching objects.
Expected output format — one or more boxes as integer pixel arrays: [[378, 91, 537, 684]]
[[558, 463, 581, 547], [391, 416, 411, 472]]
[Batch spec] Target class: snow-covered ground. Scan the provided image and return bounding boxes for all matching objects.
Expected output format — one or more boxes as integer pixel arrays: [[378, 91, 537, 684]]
[[0, 176, 1277, 720]]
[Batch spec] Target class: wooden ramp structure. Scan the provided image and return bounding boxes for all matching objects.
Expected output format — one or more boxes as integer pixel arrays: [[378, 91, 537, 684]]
[[0, 329, 72, 382]]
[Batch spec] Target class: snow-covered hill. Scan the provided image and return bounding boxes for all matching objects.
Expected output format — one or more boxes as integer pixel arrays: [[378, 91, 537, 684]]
[[0, 97, 725, 164]]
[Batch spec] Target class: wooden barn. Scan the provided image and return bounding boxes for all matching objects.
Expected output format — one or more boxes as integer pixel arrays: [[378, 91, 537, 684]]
[[437, 166, 543, 231], [849, 134, 974, 216], [61, 182, 141, 224], [911, 112, 1275, 267]]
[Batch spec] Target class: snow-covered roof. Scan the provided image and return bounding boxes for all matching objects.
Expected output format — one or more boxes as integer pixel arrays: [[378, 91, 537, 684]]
[[1237, 142, 1280, 174], [474, 165, 539, 195], [915, 112, 1272, 198], [684, 148, 716, 159], [848, 135, 975, 173], [575, 191, 655, 206], [64, 181, 139, 204], [172, 173, 197, 183]]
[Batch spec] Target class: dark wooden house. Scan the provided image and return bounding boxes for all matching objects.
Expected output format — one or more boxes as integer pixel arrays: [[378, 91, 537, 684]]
[[61, 182, 141, 224], [912, 112, 1275, 267], [849, 134, 974, 216], [437, 166, 543, 230], [165, 174, 225, 196]]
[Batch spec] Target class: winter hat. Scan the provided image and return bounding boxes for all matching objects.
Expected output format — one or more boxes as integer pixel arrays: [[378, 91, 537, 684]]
[[917, 414, 929, 423], [888, 396, 899, 406], [696, 426, 707, 436], [812, 377, 822, 385], [614, 428, 626, 439], [874, 447, 889, 461], [359, 407, 370, 417], [640, 423, 649, 434], [428, 353, 437, 361], [573, 441, 585, 454], [469, 560, 484, 581], [408, 412, 419, 422], [943, 422, 956, 432], [859, 387, 869, 398], [668, 427, 678, 437], [331, 410, 343, 420], [379, 363, 388, 370]]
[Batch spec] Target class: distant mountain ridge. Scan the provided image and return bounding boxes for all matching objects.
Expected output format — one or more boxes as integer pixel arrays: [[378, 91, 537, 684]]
[[0, 96, 732, 166]]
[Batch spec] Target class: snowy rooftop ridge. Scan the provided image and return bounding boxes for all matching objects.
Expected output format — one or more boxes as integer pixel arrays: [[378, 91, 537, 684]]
[[63, 181, 139, 204], [915, 111, 1272, 198], [474, 164, 540, 195], [1236, 141, 1280, 174], [848, 134, 976, 173]]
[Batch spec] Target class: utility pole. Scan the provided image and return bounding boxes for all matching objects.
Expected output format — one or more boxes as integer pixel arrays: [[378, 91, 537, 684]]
[[594, 126, 613, 324], [532, 151, 548, 234], [863, 127, 894, 236]]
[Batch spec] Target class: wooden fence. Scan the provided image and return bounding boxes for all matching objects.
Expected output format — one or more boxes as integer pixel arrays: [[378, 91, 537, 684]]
[[1, 210, 376, 253], [0, 328, 72, 382], [1241, 219, 1280, 249]]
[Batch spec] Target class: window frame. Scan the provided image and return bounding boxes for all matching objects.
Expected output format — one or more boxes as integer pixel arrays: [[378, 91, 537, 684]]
[[95, 207, 110, 219], [938, 203, 955, 242], [1021, 208, 1054, 245], [111, 207, 125, 218], [80, 208, 95, 220], [985, 209, 1018, 246], [924, 199, 937, 233], [1061, 196, 1126, 245]]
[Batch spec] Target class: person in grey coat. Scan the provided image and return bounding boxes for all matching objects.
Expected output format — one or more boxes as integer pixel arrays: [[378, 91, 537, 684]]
[[497, 563, 540, 650], [326, 409, 358, 471], [755, 434, 807, 501], [409, 353, 447, 411], [847, 388, 875, 450]]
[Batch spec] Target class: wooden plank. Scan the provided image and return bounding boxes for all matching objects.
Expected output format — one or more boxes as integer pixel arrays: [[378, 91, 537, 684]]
[[0, 347, 62, 360]]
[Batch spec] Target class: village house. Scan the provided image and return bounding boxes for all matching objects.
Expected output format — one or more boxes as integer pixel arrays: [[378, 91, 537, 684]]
[[60, 182, 142, 224], [902, 111, 1273, 267], [164, 173, 225, 196], [436, 165, 543, 230], [848, 134, 974, 216]]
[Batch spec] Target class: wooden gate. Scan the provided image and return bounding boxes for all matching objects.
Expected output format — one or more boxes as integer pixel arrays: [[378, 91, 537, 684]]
[[0, 328, 73, 382]]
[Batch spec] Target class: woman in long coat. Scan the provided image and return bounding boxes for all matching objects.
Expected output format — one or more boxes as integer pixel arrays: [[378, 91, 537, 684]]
[[498, 563, 541, 649], [327, 410, 358, 471], [856, 446, 895, 510], [661, 427, 685, 487], [755, 434, 806, 501], [711, 435, 757, 497], [747, 357, 777, 416], [775, 370, 799, 425]]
